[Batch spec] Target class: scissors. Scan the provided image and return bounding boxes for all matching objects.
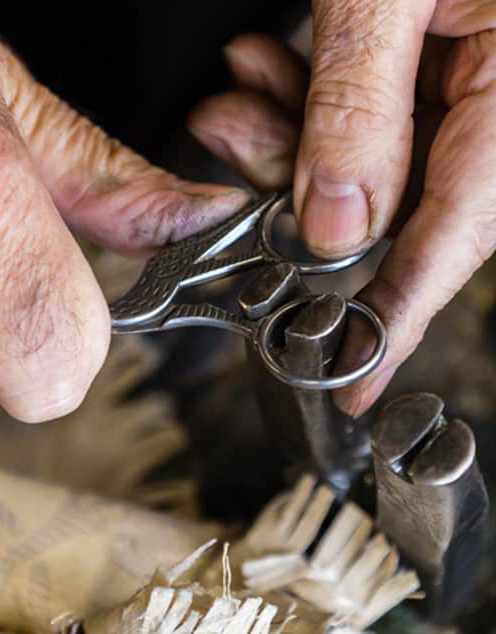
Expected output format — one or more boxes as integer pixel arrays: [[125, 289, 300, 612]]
[[110, 192, 387, 390]]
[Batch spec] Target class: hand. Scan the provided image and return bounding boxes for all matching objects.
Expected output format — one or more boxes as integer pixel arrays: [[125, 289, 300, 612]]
[[0, 44, 249, 423], [189, 2, 496, 416]]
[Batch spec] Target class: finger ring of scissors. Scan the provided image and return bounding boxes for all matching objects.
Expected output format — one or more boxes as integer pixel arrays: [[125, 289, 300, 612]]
[[258, 295, 386, 390]]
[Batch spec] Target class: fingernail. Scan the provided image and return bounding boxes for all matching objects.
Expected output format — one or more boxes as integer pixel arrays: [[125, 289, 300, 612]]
[[302, 178, 370, 255]]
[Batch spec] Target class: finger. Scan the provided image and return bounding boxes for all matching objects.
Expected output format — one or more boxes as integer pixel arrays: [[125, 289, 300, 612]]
[[334, 29, 496, 417], [0, 45, 250, 256], [0, 99, 110, 422], [430, 0, 496, 37], [224, 33, 309, 112], [390, 104, 446, 236], [295, 0, 437, 258], [188, 91, 300, 190]]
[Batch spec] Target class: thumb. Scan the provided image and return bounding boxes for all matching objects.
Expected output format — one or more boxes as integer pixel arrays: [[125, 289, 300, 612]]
[[295, 0, 436, 257]]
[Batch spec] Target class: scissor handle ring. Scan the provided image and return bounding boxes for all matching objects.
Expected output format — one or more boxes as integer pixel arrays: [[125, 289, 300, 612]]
[[260, 193, 368, 274], [257, 296, 387, 390]]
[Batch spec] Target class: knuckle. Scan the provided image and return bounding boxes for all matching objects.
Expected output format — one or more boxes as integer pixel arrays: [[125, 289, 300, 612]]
[[313, 0, 395, 68], [444, 32, 496, 105], [0, 244, 108, 374], [431, 2, 496, 37], [306, 76, 394, 139], [302, 142, 364, 187], [469, 211, 496, 266], [0, 115, 24, 166], [0, 43, 27, 109], [310, 0, 409, 139], [1, 251, 75, 360], [56, 104, 131, 179], [0, 287, 100, 424], [424, 190, 496, 269], [0, 248, 109, 422]]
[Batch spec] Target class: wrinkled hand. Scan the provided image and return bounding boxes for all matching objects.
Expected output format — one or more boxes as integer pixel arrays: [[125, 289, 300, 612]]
[[0, 44, 248, 423], [189, 1, 496, 416]]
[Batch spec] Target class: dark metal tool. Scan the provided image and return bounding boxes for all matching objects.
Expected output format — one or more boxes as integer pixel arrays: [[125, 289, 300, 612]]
[[239, 263, 371, 495], [372, 393, 490, 622], [110, 192, 386, 391]]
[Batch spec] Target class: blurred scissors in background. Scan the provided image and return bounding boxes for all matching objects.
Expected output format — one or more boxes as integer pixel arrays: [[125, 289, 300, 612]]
[[110, 192, 387, 390]]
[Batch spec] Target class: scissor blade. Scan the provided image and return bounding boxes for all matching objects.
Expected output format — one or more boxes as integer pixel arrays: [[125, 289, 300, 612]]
[[148, 192, 278, 273], [110, 193, 279, 331], [197, 193, 278, 262]]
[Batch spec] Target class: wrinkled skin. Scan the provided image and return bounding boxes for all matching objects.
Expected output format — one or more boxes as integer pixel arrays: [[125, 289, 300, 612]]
[[189, 0, 496, 417], [0, 44, 249, 423]]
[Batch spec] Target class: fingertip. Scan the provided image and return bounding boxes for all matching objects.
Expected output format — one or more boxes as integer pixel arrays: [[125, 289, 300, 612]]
[[223, 33, 259, 62], [331, 301, 397, 417], [187, 101, 239, 168], [224, 33, 308, 111], [1, 353, 106, 424], [187, 95, 217, 130], [3, 383, 89, 424], [333, 365, 397, 419], [187, 94, 236, 146], [188, 92, 298, 191], [223, 32, 286, 68], [332, 385, 366, 419]]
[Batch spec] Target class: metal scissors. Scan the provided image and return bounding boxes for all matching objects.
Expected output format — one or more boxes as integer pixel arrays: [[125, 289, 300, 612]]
[[110, 192, 387, 390]]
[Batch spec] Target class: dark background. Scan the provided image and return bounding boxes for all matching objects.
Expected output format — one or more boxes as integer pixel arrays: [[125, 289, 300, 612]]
[[1, 1, 308, 163]]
